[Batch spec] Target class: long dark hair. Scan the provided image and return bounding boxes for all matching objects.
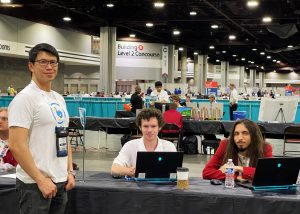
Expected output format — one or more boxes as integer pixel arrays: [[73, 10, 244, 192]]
[[222, 119, 267, 167]]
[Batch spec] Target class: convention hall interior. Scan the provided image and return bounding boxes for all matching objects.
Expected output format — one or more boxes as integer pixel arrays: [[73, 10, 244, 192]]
[[0, 1, 300, 213]]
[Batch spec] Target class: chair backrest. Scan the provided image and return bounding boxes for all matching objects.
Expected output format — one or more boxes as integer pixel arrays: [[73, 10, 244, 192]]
[[257, 124, 266, 139], [161, 123, 180, 132], [284, 126, 300, 139], [129, 121, 142, 136]]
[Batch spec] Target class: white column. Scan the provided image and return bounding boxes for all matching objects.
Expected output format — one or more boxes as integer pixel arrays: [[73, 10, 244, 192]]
[[194, 55, 200, 92], [239, 66, 245, 88], [168, 45, 175, 83], [249, 68, 255, 87], [100, 27, 116, 94], [181, 48, 187, 83], [221, 61, 229, 87], [199, 55, 208, 94], [259, 72, 264, 87]]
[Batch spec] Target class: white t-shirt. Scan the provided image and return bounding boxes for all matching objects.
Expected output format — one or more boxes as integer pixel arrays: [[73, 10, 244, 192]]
[[230, 88, 238, 104], [150, 90, 169, 102], [113, 137, 176, 167], [8, 81, 69, 183]]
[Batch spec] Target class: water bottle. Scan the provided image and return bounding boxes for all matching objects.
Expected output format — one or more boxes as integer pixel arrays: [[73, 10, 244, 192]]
[[206, 146, 211, 155], [162, 104, 166, 113], [225, 159, 235, 188]]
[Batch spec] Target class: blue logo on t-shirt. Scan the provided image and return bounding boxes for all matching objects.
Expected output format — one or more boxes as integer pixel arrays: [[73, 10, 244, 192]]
[[50, 102, 65, 125]]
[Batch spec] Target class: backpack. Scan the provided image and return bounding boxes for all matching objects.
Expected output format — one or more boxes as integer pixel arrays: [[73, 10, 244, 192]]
[[120, 134, 131, 147], [183, 135, 198, 154]]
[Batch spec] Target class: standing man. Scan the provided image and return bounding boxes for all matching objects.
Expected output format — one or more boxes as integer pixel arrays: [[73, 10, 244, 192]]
[[111, 108, 176, 177], [8, 43, 75, 214], [130, 85, 144, 115], [150, 81, 169, 103], [229, 83, 238, 120], [202, 119, 272, 181]]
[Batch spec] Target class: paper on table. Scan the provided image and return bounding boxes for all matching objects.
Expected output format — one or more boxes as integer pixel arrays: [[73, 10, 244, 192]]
[[0, 174, 16, 179]]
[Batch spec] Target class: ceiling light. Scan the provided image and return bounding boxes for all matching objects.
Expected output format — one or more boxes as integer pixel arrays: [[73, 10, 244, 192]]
[[248, 61, 251, 63], [173, 30, 180, 35], [211, 24, 219, 29], [260, 52, 265, 55], [232, 54, 237, 57], [63, 16, 71, 22], [250, 61, 254, 64], [272, 59, 277, 62], [229, 35, 236, 40], [0, 0, 11, 3], [209, 45, 215, 49], [252, 48, 257, 51], [222, 50, 226, 53], [190, 11, 197, 16], [241, 58, 246, 61], [178, 47, 184, 51], [276, 60, 281, 64], [129, 34, 136, 38], [194, 52, 198, 55], [287, 45, 293, 48], [146, 22, 154, 27], [216, 59, 220, 62], [247, 0, 259, 8], [267, 56, 271, 59], [261, 66, 264, 69], [262, 16, 272, 23], [207, 57, 210, 59], [106, 3, 114, 8], [154, 2, 165, 8]]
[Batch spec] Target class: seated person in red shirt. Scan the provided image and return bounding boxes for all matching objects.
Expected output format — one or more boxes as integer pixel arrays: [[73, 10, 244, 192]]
[[202, 119, 272, 182], [162, 102, 183, 131], [0, 108, 17, 166]]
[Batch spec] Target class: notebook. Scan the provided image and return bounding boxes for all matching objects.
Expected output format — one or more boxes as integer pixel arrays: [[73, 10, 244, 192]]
[[236, 157, 300, 191], [135, 151, 184, 182], [177, 107, 192, 119]]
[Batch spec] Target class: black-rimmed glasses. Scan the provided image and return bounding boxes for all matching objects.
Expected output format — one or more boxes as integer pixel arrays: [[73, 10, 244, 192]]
[[34, 59, 58, 67]]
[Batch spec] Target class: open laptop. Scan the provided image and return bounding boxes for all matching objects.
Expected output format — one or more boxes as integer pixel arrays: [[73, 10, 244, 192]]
[[237, 157, 300, 191], [177, 107, 192, 120], [135, 151, 184, 182]]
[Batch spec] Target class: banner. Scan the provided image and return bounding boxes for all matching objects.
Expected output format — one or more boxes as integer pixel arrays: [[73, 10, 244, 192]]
[[161, 46, 168, 76]]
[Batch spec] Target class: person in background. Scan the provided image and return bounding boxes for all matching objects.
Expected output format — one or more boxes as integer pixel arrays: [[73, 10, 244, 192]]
[[178, 87, 182, 95], [209, 94, 217, 104], [171, 94, 181, 107], [8, 43, 75, 214], [130, 85, 144, 115], [180, 94, 191, 107], [150, 81, 169, 103], [163, 102, 183, 130], [111, 108, 176, 177], [257, 89, 262, 97], [202, 119, 272, 181], [174, 88, 178, 95], [229, 83, 238, 120], [0, 108, 17, 166], [146, 86, 152, 96]]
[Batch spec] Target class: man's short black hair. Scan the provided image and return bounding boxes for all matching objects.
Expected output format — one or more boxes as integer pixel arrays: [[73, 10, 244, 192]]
[[136, 108, 164, 128], [29, 43, 59, 63], [154, 81, 163, 87]]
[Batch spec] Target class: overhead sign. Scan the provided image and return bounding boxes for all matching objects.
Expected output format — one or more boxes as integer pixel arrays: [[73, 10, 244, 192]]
[[116, 41, 161, 59], [0, 39, 18, 55], [161, 46, 168, 76]]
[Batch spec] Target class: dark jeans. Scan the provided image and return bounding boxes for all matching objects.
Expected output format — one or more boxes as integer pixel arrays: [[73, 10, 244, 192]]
[[16, 179, 68, 214], [230, 103, 238, 120]]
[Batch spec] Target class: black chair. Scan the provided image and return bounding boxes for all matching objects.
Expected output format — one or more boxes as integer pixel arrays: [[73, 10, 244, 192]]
[[68, 120, 85, 151], [129, 122, 143, 140], [159, 123, 182, 150], [283, 125, 300, 156], [257, 124, 266, 139]]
